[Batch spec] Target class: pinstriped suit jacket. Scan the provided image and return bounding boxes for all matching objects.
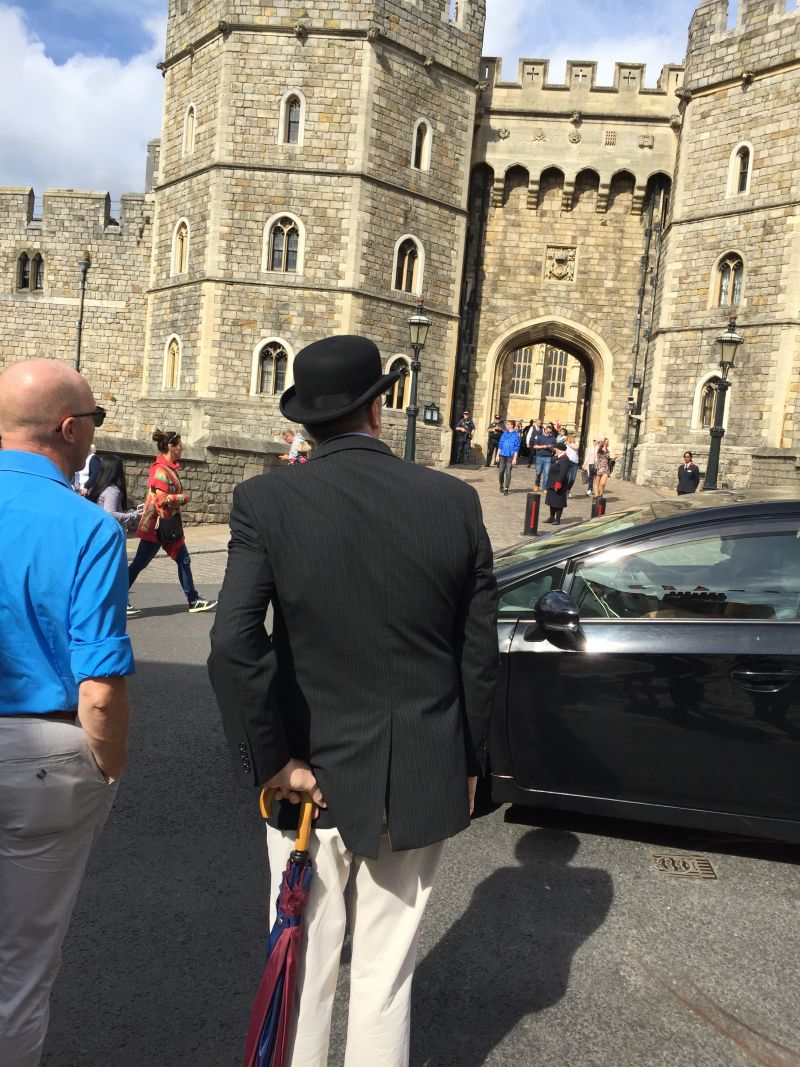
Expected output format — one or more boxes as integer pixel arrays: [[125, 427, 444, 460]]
[[208, 434, 498, 858]]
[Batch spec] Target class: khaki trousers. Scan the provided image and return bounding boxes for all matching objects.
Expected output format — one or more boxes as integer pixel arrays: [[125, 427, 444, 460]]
[[266, 822, 444, 1067], [0, 718, 116, 1067]]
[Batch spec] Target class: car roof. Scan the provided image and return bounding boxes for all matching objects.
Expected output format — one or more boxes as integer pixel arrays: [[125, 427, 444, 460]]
[[494, 489, 800, 582]]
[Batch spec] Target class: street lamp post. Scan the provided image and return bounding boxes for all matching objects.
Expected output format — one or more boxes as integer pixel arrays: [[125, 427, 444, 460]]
[[702, 317, 744, 491], [75, 251, 92, 373], [404, 297, 431, 463]]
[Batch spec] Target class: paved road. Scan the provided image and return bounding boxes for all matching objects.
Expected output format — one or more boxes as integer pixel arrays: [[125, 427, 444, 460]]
[[42, 470, 800, 1067]]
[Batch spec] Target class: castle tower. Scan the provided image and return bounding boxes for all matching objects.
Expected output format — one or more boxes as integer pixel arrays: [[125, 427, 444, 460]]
[[461, 55, 682, 460], [633, 0, 800, 488], [141, 0, 486, 463]]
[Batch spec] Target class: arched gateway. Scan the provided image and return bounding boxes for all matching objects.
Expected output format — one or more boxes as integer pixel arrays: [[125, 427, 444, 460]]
[[481, 316, 613, 454]]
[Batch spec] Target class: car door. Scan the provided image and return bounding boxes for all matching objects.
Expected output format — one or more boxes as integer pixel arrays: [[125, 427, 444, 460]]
[[502, 520, 800, 825]]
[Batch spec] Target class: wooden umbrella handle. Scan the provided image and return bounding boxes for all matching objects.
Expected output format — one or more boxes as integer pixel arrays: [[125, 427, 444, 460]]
[[259, 788, 315, 853]]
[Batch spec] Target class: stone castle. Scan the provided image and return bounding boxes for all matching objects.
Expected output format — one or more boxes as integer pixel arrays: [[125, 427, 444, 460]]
[[1, 0, 798, 517]]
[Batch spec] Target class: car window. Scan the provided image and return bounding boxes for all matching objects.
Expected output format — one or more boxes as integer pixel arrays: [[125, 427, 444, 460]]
[[498, 564, 565, 615], [570, 530, 800, 621]]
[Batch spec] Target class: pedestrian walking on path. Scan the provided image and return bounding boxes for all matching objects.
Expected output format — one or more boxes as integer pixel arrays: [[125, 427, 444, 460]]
[[127, 429, 216, 617], [497, 421, 521, 495], [87, 454, 141, 528], [0, 359, 133, 1067], [209, 334, 498, 1067]]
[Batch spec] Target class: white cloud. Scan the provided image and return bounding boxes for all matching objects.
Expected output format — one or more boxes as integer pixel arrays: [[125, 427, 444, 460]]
[[0, 5, 165, 197], [483, 0, 695, 85]]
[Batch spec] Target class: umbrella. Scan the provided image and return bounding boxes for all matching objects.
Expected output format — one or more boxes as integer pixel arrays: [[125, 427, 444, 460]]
[[243, 789, 315, 1067]]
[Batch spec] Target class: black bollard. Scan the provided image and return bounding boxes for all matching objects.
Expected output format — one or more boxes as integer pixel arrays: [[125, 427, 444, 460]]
[[521, 492, 541, 536], [591, 496, 607, 518]]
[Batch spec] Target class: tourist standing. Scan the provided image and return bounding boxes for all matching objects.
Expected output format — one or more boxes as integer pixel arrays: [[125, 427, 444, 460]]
[[209, 335, 498, 1067], [593, 438, 614, 500], [497, 420, 521, 495], [677, 451, 701, 494], [583, 438, 598, 496], [0, 360, 133, 1067], [484, 415, 505, 467], [563, 433, 580, 492], [127, 429, 217, 617], [533, 422, 557, 490]]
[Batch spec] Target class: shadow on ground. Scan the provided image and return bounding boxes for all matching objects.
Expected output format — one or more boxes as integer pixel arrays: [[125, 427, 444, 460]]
[[410, 828, 613, 1067]]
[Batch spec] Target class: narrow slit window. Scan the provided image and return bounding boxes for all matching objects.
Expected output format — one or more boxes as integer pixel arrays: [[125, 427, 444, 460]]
[[285, 97, 301, 144], [17, 253, 30, 290], [32, 253, 44, 290]]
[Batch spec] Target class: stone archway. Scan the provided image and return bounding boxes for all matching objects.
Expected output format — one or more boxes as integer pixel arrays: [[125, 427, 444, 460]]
[[481, 316, 613, 454]]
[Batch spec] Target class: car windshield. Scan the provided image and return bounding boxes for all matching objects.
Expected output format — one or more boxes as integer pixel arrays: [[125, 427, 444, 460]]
[[493, 504, 662, 572]]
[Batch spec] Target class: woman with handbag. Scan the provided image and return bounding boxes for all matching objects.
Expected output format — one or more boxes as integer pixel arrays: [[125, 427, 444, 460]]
[[126, 429, 216, 618], [592, 438, 614, 501]]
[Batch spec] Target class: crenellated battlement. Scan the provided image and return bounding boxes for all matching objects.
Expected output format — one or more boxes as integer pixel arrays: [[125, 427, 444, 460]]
[[685, 0, 800, 89], [0, 188, 149, 235], [478, 58, 685, 117]]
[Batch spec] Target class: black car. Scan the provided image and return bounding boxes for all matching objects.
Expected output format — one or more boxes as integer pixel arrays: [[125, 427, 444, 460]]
[[490, 490, 800, 842]]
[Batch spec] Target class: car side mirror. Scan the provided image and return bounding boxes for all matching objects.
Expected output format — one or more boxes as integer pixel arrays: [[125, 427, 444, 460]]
[[535, 591, 586, 650]]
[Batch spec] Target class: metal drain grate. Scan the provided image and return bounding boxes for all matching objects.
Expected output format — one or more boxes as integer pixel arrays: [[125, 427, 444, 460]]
[[652, 855, 718, 880]]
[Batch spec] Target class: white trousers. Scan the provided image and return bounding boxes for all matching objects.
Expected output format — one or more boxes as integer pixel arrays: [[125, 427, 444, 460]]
[[266, 822, 444, 1067], [0, 718, 116, 1067]]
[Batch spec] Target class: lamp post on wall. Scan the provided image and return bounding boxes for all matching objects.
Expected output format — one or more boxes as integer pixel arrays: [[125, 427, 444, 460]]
[[404, 297, 431, 463], [74, 251, 92, 373], [702, 317, 744, 491]]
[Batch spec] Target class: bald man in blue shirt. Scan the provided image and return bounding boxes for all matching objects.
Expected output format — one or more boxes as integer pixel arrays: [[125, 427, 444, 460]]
[[0, 359, 134, 1067]]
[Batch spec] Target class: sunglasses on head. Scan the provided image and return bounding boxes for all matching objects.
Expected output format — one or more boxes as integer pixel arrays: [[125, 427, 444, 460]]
[[53, 406, 106, 434]]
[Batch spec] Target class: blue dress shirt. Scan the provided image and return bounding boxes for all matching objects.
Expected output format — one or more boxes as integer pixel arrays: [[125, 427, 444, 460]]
[[0, 451, 134, 714]]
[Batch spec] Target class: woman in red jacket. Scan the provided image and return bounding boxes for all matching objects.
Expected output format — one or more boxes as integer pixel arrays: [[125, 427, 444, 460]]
[[126, 428, 216, 617]]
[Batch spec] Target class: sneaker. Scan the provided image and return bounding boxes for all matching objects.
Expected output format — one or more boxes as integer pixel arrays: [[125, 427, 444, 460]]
[[126, 603, 142, 618], [189, 598, 217, 613], [503, 488, 509, 495]]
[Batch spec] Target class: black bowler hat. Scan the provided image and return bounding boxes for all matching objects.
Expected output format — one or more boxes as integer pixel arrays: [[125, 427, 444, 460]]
[[280, 335, 400, 424]]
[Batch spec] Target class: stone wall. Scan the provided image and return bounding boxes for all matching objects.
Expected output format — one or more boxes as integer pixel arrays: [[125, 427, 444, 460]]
[[0, 188, 152, 436]]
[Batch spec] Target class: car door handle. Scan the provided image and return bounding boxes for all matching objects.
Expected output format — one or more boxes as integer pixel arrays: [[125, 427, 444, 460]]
[[730, 668, 800, 693]]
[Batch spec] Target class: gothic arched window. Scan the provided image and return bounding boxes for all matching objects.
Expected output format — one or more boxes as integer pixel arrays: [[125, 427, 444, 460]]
[[172, 220, 189, 275], [164, 337, 181, 389], [717, 253, 743, 307], [31, 253, 44, 290], [700, 379, 719, 428], [17, 252, 30, 290], [183, 105, 196, 155], [394, 238, 420, 293], [285, 96, 301, 144], [268, 217, 300, 273], [384, 357, 410, 410], [259, 342, 288, 394], [412, 121, 432, 171], [736, 146, 750, 193]]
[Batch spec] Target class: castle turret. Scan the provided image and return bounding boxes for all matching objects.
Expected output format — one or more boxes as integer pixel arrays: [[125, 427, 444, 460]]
[[635, 0, 800, 486], [142, 0, 487, 462]]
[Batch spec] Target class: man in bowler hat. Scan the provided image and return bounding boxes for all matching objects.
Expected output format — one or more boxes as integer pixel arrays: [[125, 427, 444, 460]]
[[208, 336, 498, 1067]]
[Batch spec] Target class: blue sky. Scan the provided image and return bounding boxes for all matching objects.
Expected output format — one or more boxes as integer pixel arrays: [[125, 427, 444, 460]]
[[0, 0, 704, 195]]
